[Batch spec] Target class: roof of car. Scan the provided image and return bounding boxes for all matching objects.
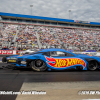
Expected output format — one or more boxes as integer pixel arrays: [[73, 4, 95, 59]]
[[38, 48, 67, 52]]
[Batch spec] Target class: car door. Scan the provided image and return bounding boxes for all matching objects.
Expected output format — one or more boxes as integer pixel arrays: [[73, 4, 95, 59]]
[[45, 51, 86, 70]]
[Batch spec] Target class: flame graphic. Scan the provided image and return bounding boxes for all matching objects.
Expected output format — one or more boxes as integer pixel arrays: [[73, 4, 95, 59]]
[[45, 56, 86, 68]]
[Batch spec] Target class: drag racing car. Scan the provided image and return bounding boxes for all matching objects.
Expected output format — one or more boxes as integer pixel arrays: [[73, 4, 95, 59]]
[[2, 48, 100, 71]]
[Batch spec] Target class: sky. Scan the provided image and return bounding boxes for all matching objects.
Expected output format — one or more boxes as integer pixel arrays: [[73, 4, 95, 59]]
[[0, 0, 100, 22]]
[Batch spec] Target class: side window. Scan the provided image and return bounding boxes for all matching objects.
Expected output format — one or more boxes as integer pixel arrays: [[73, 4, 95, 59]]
[[50, 51, 75, 57], [66, 53, 75, 57], [56, 51, 66, 56], [50, 51, 66, 57], [43, 52, 50, 56], [50, 51, 57, 56]]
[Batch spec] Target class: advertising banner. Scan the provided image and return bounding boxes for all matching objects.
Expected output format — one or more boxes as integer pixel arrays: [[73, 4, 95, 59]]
[[0, 50, 14, 55]]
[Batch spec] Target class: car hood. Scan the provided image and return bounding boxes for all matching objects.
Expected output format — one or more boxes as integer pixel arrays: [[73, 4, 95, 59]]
[[7, 54, 32, 59]]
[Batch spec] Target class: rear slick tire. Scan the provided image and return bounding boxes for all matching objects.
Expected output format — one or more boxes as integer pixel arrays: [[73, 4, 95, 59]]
[[87, 61, 98, 71], [31, 59, 47, 72]]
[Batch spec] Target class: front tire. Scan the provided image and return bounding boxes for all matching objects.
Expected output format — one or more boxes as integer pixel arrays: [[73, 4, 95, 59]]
[[2, 56, 10, 63], [87, 61, 98, 71], [30, 59, 47, 72], [2, 57, 6, 62]]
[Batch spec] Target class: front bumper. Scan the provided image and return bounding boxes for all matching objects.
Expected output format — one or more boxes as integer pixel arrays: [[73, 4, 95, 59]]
[[15, 63, 27, 67], [6, 59, 27, 67], [2, 62, 27, 68]]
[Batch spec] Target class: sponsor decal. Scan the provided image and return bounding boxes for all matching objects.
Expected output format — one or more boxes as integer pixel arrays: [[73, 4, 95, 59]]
[[8, 60, 16, 62], [19, 55, 22, 57], [45, 56, 86, 68], [7, 58, 10, 60], [10, 57, 17, 59]]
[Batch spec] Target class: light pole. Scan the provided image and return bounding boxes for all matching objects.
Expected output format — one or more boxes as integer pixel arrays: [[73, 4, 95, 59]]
[[69, 10, 71, 19], [30, 5, 33, 15]]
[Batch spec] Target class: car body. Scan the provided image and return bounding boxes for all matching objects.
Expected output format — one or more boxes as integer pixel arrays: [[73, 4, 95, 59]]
[[2, 48, 100, 71]]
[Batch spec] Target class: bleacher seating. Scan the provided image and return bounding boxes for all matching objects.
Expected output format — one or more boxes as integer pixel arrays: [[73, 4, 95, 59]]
[[0, 22, 100, 51]]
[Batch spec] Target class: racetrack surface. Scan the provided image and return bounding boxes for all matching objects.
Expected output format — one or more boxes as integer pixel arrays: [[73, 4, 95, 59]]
[[0, 63, 100, 100]]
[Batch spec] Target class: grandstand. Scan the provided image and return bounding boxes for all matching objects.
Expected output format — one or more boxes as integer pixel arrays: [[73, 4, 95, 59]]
[[0, 12, 100, 51]]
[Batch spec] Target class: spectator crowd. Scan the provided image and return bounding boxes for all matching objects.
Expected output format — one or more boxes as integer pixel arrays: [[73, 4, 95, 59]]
[[0, 23, 100, 51]]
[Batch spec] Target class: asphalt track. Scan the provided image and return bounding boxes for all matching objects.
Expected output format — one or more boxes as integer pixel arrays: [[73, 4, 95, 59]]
[[0, 62, 100, 100]]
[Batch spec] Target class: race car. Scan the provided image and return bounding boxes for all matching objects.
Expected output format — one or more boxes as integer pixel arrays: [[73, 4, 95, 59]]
[[2, 48, 100, 71]]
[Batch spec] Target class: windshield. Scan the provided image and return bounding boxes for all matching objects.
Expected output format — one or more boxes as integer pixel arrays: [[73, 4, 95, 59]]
[[22, 49, 41, 55], [29, 52, 43, 55]]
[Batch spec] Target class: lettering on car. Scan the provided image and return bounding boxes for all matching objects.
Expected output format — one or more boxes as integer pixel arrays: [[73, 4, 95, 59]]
[[45, 56, 86, 68]]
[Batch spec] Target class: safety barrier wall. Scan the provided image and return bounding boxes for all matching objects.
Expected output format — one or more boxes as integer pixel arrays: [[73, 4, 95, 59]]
[[0, 50, 28, 55], [0, 50, 16, 55], [0, 50, 100, 57]]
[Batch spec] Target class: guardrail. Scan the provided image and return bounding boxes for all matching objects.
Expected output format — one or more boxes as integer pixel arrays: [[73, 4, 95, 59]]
[[0, 50, 24, 55], [0, 50, 16, 55], [0, 50, 100, 57]]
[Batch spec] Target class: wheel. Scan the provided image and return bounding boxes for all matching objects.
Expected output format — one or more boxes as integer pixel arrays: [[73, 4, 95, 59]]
[[87, 61, 98, 71], [30, 59, 47, 72], [2, 57, 7, 62]]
